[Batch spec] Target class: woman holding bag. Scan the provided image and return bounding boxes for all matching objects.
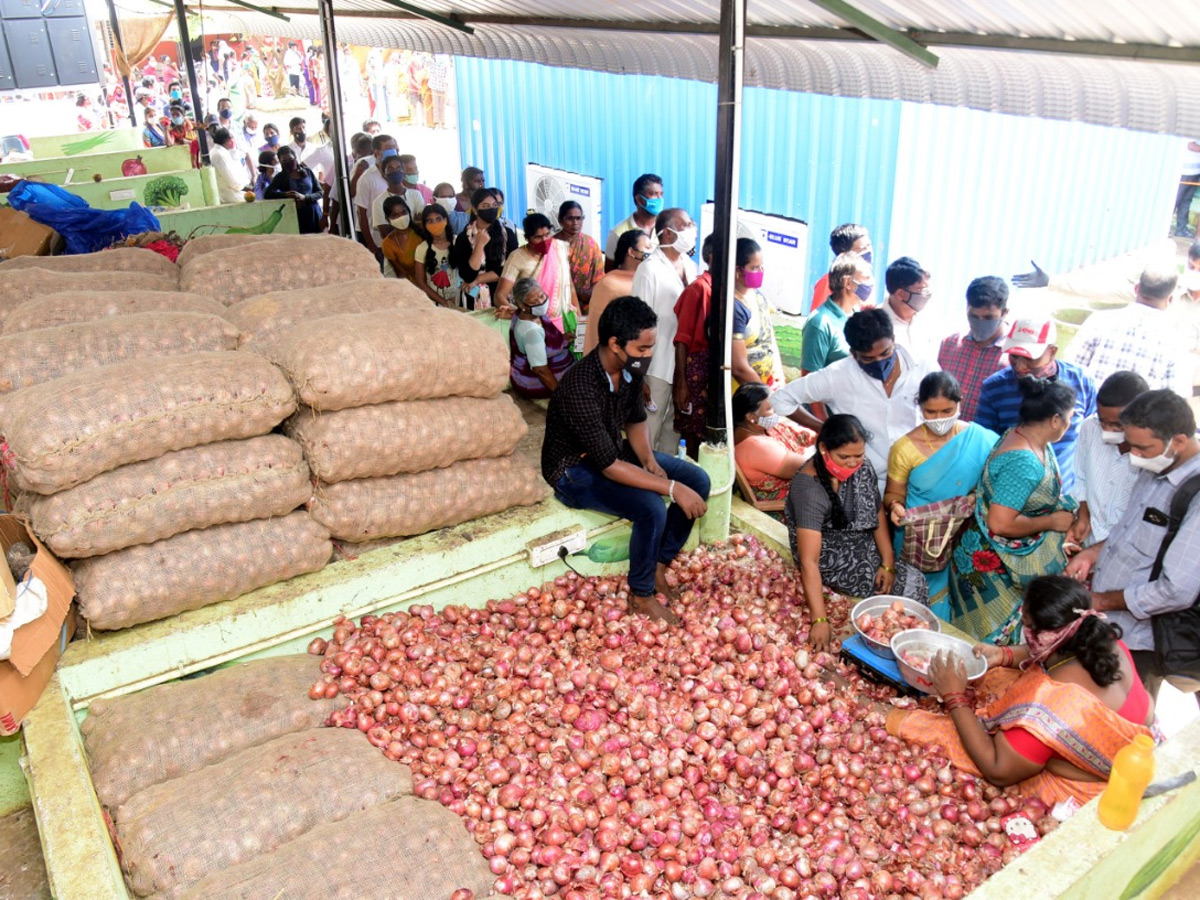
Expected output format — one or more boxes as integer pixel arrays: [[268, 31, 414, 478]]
[[885, 372, 998, 617]]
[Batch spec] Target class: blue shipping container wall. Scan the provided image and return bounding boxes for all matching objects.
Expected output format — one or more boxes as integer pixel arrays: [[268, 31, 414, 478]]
[[455, 57, 1181, 322]]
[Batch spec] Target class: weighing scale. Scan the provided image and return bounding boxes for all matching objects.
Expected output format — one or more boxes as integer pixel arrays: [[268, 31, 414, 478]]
[[840, 633, 920, 696]]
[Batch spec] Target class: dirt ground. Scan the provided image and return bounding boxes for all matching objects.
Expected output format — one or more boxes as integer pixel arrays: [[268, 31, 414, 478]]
[[0, 806, 51, 900]]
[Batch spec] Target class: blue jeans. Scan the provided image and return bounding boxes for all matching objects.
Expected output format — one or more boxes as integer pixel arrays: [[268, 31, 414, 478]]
[[554, 452, 711, 597]]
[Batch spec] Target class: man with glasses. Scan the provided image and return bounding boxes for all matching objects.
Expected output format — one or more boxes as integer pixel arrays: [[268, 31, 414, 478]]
[[883, 257, 939, 364]]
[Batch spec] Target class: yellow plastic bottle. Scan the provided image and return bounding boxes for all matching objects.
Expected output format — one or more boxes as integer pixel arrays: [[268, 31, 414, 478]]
[[1097, 734, 1156, 830]]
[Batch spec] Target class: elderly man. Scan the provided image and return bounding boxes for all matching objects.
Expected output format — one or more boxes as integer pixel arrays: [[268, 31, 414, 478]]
[[631, 207, 698, 454], [802, 252, 874, 374]]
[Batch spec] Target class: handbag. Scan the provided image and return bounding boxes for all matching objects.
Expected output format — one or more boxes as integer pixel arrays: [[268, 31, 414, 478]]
[[897, 493, 975, 573], [1150, 473, 1200, 680]]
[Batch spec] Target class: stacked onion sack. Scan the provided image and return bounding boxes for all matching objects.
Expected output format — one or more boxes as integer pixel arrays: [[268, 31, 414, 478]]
[[0, 248, 331, 630], [234, 281, 548, 544]]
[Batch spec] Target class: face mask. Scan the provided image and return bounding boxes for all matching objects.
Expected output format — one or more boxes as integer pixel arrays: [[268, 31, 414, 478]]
[[860, 250, 873, 266], [477, 208, 499, 225], [857, 354, 895, 382], [380, 148, 398, 160], [854, 281, 873, 304], [404, 172, 420, 185], [529, 238, 551, 256], [639, 195, 664, 216], [904, 289, 931, 312], [1025, 361, 1056, 380], [283, 158, 298, 171], [968, 316, 1003, 343], [170, 115, 184, 126], [390, 214, 410, 229], [1184, 269, 1200, 293], [924, 414, 959, 436], [757, 414, 780, 431], [1100, 429, 1125, 445], [426, 220, 447, 237], [386, 170, 406, 187], [528, 301, 549, 317], [219, 109, 232, 120], [821, 450, 862, 482], [170, 90, 181, 100], [293, 132, 306, 144], [620, 348, 651, 377], [266, 134, 279, 146], [742, 269, 764, 289], [436, 197, 456, 215], [669, 226, 697, 255], [1130, 447, 1176, 474]]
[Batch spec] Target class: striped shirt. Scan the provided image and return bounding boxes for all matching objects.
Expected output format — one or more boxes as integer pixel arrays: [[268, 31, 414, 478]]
[[1073, 416, 1138, 541], [1092, 451, 1200, 651], [937, 331, 1008, 422], [973, 361, 1097, 494]]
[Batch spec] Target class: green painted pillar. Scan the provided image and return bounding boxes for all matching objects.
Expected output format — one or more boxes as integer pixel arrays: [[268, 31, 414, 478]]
[[198, 165, 218, 207], [697, 441, 733, 546]]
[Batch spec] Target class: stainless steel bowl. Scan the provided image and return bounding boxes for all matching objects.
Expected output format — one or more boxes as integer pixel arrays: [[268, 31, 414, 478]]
[[850, 595, 940, 660], [890, 629, 988, 694]]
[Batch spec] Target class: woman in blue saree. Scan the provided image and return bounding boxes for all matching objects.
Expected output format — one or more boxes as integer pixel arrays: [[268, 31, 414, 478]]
[[885, 372, 998, 618]]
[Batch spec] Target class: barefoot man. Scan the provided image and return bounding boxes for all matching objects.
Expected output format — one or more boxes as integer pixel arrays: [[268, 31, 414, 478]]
[[542, 295, 711, 624]]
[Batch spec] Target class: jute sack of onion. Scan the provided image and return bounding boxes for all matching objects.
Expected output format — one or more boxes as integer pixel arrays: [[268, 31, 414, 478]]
[[0, 245, 179, 280], [71, 511, 332, 630], [230, 278, 430, 355], [0, 270, 177, 328], [286, 394, 527, 483], [308, 456, 548, 542], [81, 655, 346, 810], [179, 235, 381, 305], [26, 435, 311, 558], [3, 291, 228, 336], [114, 729, 413, 900], [0, 311, 239, 395], [268, 308, 509, 411], [0, 351, 296, 494]]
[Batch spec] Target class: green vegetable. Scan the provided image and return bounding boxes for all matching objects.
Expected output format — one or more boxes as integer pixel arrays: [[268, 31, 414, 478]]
[[225, 205, 285, 235], [580, 535, 630, 563], [143, 175, 190, 208], [60, 132, 116, 156], [1120, 810, 1200, 899]]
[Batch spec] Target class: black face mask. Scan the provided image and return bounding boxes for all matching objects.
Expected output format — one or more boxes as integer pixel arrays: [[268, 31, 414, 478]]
[[476, 208, 499, 225], [620, 348, 651, 377]]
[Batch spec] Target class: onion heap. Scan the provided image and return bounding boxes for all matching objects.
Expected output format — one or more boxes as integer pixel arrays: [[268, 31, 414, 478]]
[[308, 535, 1057, 900]]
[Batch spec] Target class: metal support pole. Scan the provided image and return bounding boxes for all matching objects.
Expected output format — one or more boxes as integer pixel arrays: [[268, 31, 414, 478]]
[[172, 0, 210, 165], [705, 0, 745, 446], [104, 0, 137, 128], [318, 0, 353, 237]]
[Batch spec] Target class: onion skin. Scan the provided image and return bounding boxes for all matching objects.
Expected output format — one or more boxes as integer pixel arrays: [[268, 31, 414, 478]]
[[312, 538, 1038, 898]]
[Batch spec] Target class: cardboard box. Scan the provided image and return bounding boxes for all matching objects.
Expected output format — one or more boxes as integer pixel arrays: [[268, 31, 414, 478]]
[[0, 205, 62, 260], [0, 516, 76, 735]]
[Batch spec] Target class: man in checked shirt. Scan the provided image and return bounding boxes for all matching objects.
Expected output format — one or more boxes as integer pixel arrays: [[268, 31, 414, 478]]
[[542, 296, 710, 625], [1066, 390, 1200, 702]]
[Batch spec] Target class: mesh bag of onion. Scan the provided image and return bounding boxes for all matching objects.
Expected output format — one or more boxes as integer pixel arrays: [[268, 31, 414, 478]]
[[114, 729, 413, 899], [0, 351, 297, 495], [267, 308, 509, 411], [286, 395, 528, 483], [0, 245, 179, 279], [175, 796, 493, 900], [27, 435, 311, 558], [81, 655, 345, 810], [178, 235, 380, 305], [174, 232, 288, 270], [308, 456, 548, 541], [0, 311, 240, 395], [72, 511, 332, 630], [3, 291, 227, 336], [229, 278, 430, 355], [0, 270, 178, 327]]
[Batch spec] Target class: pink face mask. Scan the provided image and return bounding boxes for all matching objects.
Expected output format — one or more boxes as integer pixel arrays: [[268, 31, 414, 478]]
[[743, 269, 765, 289]]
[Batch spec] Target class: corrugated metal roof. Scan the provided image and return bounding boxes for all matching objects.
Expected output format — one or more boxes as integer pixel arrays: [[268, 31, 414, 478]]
[[193, 7, 1200, 135]]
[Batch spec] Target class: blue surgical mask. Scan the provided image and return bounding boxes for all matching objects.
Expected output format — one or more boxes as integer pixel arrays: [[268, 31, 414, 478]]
[[854, 281, 873, 304], [857, 354, 896, 381], [266, 134, 279, 147], [381, 148, 398, 160], [170, 90, 181, 100], [170, 114, 184, 126], [861, 250, 873, 266], [639, 195, 664, 216]]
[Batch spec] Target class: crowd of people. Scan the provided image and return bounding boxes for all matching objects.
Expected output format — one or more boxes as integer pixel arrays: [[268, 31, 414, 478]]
[[528, 192, 1200, 805]]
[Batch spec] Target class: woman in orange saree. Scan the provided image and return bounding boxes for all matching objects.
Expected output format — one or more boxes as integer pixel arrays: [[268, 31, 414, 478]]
[[888, 576, 1154, 808]]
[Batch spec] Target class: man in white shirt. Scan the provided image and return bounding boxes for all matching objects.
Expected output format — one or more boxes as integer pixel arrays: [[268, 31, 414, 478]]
[[631, 207, 697, 453], [208, 127, 248, 205], [1068, 262, 1190, 397], [605, 173, 662, 267], [1068, 371, 1148, 548], [302, 115, 337, 233], [882, 256, 940, 364], [354, 134, 398, 256], [772, 308, 938, 491], [283, 42, 303, 93]]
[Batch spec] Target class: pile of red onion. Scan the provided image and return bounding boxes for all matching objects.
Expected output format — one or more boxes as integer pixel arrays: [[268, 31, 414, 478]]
[[308, 535, 1056, 899]]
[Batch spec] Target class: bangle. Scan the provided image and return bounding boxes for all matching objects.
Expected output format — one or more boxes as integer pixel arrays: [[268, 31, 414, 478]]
[[1001, 646, 1015, 668], [879, 563, 895, 574], [668, 480, 676, 503], [942, 692, 972, 711], [812, 617, 828, 624]]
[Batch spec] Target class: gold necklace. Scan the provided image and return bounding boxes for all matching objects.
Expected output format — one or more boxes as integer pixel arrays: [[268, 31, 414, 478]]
[[1046, 655, 1076, 672]]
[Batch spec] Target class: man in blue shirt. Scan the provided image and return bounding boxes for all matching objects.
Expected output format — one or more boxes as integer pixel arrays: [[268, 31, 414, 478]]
[[975, 315, 1096, 493]]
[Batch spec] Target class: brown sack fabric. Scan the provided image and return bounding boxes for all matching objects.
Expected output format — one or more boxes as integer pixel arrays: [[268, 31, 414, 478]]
[[3, 290, 227, 335], [0, 246, 179, 279]]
